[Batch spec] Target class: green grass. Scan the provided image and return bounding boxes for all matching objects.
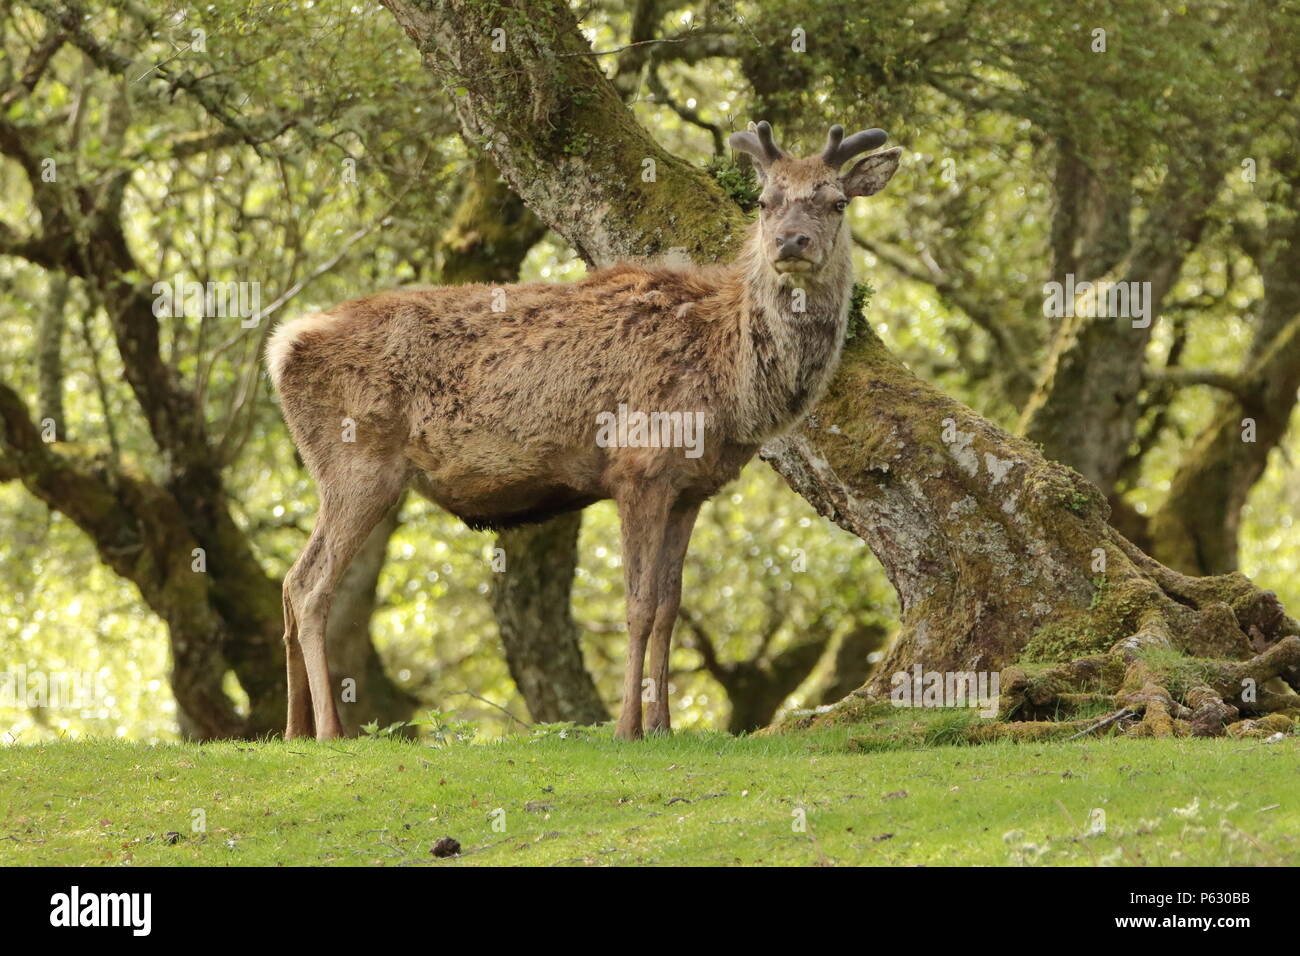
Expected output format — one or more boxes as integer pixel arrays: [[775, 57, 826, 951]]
[[3, 719, 1298, 866]]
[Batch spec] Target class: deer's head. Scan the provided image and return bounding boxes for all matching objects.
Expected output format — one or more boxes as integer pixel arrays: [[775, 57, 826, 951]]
[[729, 122, 901, 277]]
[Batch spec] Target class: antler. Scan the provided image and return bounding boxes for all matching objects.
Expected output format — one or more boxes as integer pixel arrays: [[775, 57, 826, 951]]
[[821, 124, 888, 169], [727, 120, 786, 168]]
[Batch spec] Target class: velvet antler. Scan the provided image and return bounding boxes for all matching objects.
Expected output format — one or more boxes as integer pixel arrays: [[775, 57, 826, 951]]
[[727, 120, 786, 168], [821, 124, 888, 169]]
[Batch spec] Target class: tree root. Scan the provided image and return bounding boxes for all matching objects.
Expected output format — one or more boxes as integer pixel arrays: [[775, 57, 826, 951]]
[[980, 636, 1300, 742], [1226, 713, 1295, 738], [1184, 685, 1239, 737], [1213, 636, 1300, 699], [770, 575, 1300, 743]]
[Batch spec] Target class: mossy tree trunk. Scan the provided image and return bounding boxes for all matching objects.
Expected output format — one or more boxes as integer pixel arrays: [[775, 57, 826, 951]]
[[381, 0, 749, 266], [761, 329, 1297, 675], [440, 155, 549, 284], [488, 512, 609, 724], [385, 0, 1300, 739]]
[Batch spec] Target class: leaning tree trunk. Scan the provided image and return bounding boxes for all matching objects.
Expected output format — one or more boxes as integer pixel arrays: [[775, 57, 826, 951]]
[[383, 0, 1300, 739], [762, 325, 1298, 684]]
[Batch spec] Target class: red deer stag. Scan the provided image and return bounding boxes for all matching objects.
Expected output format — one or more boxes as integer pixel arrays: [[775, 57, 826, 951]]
[[268, 121, 902, 740]]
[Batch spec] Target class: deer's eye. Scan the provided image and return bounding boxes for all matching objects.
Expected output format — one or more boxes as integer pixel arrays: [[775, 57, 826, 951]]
[[757, 199, 769, 211], [834, 199, 849, 213]]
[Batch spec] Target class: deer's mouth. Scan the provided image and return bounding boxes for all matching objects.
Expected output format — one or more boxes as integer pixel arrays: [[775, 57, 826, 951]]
[[772, 258, 816, 275]]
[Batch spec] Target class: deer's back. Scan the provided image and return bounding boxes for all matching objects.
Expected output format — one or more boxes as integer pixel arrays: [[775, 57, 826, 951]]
[[269, 263, 755, 526]]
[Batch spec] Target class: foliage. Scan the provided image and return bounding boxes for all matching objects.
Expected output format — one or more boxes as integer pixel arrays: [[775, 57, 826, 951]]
[[705, 154, 760, 211]]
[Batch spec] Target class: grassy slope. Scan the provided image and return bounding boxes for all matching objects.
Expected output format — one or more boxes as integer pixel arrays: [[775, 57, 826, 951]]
[[2, 720, 1297, 866]]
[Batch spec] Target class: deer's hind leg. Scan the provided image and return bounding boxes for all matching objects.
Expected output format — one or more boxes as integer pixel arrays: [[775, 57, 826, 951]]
[[283, 589, 314, 739], [284, 456, 407, 740]]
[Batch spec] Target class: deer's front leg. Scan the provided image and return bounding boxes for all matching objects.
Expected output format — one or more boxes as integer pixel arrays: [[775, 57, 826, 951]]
[[615, 485, 673, 741], [645, 501, 700, 735]]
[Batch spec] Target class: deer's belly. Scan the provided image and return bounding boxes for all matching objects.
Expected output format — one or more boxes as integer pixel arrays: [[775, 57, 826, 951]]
[[410, 471, 603, 531]]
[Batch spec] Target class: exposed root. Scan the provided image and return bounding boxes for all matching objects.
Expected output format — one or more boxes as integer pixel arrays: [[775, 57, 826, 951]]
[[1248, 687, 1300, 716], [935, 635, 1300, 744], [983, 619, 1300, 742], [1184, 686, 1238, 737], [997, 659, 1112, 720], [1218, 636, 1300, 698], [773, 563, 1300, 744], [1110, 534, 1297, 660], [1126, 696, 1181, 737], [1226, 713, 1294, 739]]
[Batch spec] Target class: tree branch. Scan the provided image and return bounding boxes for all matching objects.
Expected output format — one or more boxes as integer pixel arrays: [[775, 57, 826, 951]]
[[1145, 367, 1254, 402]]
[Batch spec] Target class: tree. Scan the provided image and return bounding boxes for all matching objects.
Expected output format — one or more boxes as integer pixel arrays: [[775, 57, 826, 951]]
[[0, 0, 440, 736], [379, 0, 1300, 738], [1147, 151, 1300, 575]]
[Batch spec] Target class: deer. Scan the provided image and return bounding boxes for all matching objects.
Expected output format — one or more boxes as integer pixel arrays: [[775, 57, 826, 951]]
[[267, 121, 902, 741]]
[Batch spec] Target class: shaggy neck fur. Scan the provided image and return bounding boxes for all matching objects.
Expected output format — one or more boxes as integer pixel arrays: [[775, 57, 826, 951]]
[[719, 219, 856, 443]]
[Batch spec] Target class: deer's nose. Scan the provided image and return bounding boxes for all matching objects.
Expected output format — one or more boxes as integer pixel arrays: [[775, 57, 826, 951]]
[[775, 233, 811, 260]]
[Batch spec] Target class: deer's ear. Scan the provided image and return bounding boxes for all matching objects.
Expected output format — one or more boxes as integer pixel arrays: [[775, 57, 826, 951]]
[[841, 147, 902, 198]]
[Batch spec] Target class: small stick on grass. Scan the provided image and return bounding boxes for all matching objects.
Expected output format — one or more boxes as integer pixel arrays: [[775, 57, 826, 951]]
[[1067, 707, 1134, 741], [452, 690, 531, 728]]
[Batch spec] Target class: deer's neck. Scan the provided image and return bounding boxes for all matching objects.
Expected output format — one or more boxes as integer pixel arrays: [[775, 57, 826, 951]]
[[726, 224, 855, 443]]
